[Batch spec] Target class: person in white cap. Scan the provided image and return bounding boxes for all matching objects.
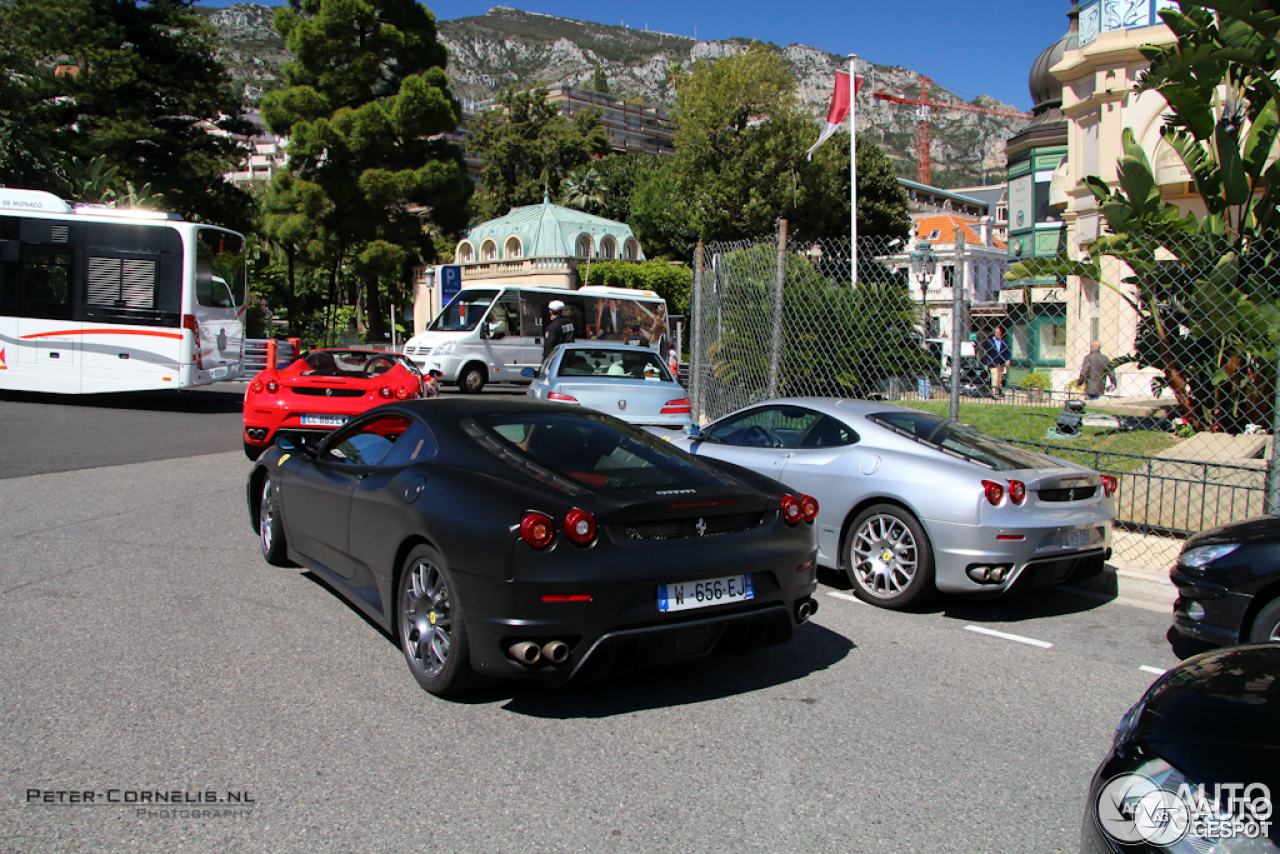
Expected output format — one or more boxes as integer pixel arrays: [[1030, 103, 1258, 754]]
[[543, 299, 576, 360]]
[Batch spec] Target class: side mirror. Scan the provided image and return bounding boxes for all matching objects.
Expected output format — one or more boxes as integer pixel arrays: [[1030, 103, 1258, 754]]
[[685, 423, 701, 438], [428, 369, 443, 379], [478, 323, 489, 339], [520, 367, 537, 378]]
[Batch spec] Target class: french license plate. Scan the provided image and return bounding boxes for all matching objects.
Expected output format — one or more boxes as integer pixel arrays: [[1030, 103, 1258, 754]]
[[1063, 528, 1092, 549], [300, 413, 348, 427], [657, 574, 753, 613]]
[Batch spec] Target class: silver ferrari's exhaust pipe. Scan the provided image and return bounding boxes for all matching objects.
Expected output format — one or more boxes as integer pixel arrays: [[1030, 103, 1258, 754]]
[[541, 640, 570, 664], [508, 641, 542, 665]]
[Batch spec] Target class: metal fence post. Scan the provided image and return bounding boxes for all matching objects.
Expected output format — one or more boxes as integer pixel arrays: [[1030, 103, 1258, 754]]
[[768, 219, 788, 399], [950, 229, 965, 422], [1266, 343, 1280, 514], [691, 241, 705, 423]]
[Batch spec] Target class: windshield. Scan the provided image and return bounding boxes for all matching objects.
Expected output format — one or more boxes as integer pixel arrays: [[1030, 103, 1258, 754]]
[[476, 412, 734, 491], [557, 347, 672, 381], [868, 410, 1060, 471], [299, 350, 418, 378], [429, 289, 498, 332]]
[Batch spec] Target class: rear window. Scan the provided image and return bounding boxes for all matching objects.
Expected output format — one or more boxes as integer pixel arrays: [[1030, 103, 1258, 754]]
[[868, 410, 1058, 471], [557, 347, 671, 381], [474, 412, 734, 491]]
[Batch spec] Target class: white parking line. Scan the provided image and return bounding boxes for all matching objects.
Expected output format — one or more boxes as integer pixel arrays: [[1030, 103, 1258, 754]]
[[825, 591, 865, 605], [1139, 665, 1167, 676], [963, 625, 1054, 649]]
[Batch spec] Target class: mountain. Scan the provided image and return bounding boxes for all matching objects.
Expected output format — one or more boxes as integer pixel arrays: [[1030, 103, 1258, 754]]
[[197, 4, 1028, 188]]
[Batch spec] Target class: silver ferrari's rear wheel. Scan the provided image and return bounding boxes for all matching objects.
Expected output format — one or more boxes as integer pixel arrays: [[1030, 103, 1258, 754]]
[[846, 504, 934, 609]]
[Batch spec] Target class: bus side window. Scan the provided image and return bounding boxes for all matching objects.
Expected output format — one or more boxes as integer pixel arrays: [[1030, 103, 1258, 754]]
[[18, 245, 73, 319], [521, 293, 553, 337]]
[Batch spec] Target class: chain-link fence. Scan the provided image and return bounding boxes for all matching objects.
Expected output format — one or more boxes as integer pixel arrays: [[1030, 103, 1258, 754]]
[[688, 222, 1280, 571]]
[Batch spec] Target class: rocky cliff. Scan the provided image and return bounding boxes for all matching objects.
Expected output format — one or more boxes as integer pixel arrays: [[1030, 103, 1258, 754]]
[[199, 4, 1027, 187]]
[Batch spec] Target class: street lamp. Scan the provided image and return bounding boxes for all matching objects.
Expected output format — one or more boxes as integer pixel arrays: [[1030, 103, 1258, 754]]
[[909, 239, 937, 341]]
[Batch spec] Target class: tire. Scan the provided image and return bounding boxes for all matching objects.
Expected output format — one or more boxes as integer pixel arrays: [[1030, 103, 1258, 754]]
[[258, 473, 295, 567], [844, 503, 935, 610], [458, 363, 486, 394], [244, 440, 264, 461], [1248, 597, 1280, 643], [398, 545, 480, 696]]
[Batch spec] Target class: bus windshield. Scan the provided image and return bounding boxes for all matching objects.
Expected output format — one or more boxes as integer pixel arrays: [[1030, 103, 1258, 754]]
[[429, 290, 498, 332]]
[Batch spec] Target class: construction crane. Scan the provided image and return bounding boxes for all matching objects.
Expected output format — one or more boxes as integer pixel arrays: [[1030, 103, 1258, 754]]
[[872, 75, 1031, 185]]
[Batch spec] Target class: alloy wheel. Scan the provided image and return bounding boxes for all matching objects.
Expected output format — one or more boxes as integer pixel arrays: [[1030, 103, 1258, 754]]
[[260, 478, 275, 555], [850, 513, 919, 599], [401, 558, 453, 679]]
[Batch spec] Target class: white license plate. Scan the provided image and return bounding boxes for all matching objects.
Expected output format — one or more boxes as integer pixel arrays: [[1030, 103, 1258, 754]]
[[1063, 528, 1091, 548], [300, 413, 349, 427], [657, 574, 753, 613]]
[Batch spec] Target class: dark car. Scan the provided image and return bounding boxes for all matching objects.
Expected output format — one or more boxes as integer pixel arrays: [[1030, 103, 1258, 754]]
[[1170, 515, 1280, 646], [1081, 644, 1278, 853], [246, 398, 821, 696]]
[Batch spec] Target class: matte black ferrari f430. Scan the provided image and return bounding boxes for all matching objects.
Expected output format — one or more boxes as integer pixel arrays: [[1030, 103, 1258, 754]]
[[247, 398, 821, 696]]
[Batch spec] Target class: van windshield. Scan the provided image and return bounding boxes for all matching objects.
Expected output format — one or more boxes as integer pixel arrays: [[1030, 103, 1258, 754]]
[[429, 290, 498, 332]]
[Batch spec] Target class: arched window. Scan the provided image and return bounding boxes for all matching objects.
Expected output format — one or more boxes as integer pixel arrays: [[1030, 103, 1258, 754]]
[[600, 237, 617, 260], [505, 236, 522, 259], [623, 239, 640, 261], [576, 235, 594, 258], [456, 241, 474, 264], [481, 239, 498, 262]]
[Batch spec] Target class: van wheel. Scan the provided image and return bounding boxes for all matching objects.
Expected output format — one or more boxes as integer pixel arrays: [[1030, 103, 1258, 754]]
[[458, 364, 486, 394]]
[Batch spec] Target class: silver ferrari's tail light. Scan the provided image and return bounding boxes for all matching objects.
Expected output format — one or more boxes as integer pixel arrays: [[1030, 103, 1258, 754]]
[[981, 480, 1005, 506], [801, 494, 819, 523], [1101, 474, 1118, 497], [1007, 479, 1026, 505]]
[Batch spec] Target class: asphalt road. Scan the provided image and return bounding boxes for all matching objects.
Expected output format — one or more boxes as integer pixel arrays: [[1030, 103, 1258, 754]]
[[0, 389, 1189, 853]]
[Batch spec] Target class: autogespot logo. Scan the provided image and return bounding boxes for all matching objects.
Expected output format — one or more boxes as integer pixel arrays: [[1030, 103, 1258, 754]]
[[1097, 773, 1273, 846]]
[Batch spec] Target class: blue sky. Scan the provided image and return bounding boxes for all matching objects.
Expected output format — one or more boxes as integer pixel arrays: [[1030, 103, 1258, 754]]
[[199, 0, 1079, 111]]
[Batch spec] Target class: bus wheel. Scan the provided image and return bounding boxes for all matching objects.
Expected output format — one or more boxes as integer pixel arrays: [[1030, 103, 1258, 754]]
[[458, 364, 486, 394]]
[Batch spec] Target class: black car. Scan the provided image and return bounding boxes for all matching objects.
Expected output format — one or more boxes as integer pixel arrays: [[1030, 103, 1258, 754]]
[[1170, 516, 1280, 646], [247, 398, 821, 696], [1081, 644, 1278, 853]]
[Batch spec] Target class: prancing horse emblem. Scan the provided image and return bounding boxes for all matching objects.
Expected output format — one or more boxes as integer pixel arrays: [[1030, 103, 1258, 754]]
[[695, 518, 707, 537], [617, 399, 627, 411], [325, 388, 333, 396]]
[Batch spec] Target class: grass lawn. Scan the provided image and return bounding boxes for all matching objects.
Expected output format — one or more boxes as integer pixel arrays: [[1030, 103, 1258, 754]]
[[907, 400, 1179, 471]]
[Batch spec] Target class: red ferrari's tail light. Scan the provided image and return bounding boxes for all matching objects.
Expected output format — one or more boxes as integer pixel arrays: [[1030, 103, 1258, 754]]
[[1101, 474, 1119, 497], [1007, 479, 1026, 505], [981, 480, 1005, 506], [265, 379, 280, 394], [379, 384, 393, 399], [520, 512, 555, 549], [548, 392, 579, 403], [563, 508, 597, 545], [800, 494, 819, 523], [780, 494, 803, 526], [251, 379, 264, 393], [394, 386, 410, 400], [661, 398, 691, 414]]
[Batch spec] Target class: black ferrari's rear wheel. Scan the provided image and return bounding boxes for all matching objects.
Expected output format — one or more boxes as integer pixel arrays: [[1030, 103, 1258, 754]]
[[398, 545, 478, 696], [458, 363, 486, 394], [1249, 597, 1280, 643], [258, 474, 294, 567], [845, 504, 935, 610]]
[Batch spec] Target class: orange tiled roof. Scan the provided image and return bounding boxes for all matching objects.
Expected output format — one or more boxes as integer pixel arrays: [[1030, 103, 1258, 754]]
[[913, 215, 1006, 249]]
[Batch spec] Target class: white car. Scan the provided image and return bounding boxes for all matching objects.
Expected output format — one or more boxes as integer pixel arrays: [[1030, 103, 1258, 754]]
[[523, 342, 692, 430]]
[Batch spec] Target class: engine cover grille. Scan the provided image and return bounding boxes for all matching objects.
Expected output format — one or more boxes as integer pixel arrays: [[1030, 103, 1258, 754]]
[[622, 512, 763, 541]]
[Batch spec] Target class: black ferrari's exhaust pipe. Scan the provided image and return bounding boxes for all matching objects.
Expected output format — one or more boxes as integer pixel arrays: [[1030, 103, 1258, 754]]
[[541, 640, 569, 665], [795, 598, 817, 623], [508, 641, 541, 665]]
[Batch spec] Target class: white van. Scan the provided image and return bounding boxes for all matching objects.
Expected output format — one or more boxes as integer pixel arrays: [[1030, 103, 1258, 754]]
[[403, 284, 670, 392]]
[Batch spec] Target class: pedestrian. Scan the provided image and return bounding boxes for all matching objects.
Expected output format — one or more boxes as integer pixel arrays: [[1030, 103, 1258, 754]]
[[542, 299, 576, 361], [982, 326, 1011, 398], [625, 325, 646, 347], [1078, 340, 1115, 400]]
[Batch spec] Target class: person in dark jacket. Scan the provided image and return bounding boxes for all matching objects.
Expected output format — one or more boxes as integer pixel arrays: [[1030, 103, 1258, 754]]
[[542, 300, 576, 361], [982, 326, 1011, 397], [1078, 340, 1115, 399]]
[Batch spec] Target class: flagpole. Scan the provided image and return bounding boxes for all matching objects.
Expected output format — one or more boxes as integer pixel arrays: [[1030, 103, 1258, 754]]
[[849, 54, 858, 286]]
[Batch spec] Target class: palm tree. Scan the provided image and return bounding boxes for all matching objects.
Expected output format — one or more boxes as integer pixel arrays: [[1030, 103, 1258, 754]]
[[560, 167, 605, 215]]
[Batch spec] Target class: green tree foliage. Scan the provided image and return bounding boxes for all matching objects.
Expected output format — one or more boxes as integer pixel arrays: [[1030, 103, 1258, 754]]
[[261, 0, 473, 343], [1007, 2, 1280, 431], [630, 44, 909, 260], [591, 66, 610, 95], [0, 0, 253, 228], [466, 85, 609, 221], [580, 259, 692, 317]]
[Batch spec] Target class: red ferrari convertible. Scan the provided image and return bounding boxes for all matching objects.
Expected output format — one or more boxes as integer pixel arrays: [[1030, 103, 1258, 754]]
[[243, 349, 439, 460]]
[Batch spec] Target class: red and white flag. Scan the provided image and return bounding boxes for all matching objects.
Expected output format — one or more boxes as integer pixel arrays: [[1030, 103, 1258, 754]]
[[806, 71, 862, 159]]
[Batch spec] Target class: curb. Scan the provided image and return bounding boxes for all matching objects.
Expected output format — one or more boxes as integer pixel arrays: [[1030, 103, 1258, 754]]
[[1067, 561, 1176, 610]]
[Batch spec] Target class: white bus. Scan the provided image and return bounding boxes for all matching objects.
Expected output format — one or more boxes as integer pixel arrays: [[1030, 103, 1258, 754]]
[[0, 188, 246, 394], [403, 283, 670, 393]]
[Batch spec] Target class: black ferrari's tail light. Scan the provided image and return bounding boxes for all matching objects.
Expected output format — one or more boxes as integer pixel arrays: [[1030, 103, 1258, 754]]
[[780, 494, 803, 526], [800, 494, 819, 523], [981, 480, 1005, 506], [520, 512, 555, 549], [563, 508, 597, 545], [1007, 479, 1026, 505], [1101, 474, 1119, 497], [379, 384, 393, 399]]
